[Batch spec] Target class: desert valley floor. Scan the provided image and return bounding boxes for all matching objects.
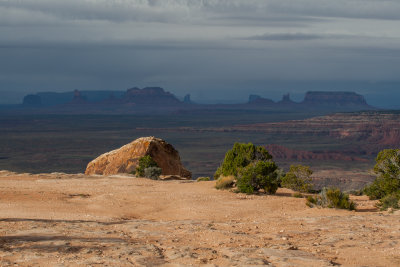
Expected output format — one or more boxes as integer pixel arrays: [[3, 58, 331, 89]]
[[0, 170, 399, 266]]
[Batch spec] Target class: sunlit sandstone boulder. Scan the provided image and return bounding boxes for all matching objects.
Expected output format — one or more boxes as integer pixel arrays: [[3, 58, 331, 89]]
[[85, 137, 191, 178]]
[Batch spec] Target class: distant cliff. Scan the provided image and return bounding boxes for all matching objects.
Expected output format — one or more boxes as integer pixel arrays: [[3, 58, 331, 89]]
[[247, 91, 373, 111], [248, 95, 275, 105], [123, 87, 182, 105], [22, 90, 125, 107], [302, 91, 369, 107], [18, 88, 375, 114], [23, 94, 42, 107], [265, 144, 368, 162]]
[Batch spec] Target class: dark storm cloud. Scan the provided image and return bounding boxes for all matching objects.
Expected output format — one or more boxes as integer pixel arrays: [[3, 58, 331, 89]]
[[1, 0, 400, 106]]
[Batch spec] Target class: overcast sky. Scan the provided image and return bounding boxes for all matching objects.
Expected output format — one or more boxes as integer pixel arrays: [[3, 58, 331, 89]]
[[1, 0, 400, 106]]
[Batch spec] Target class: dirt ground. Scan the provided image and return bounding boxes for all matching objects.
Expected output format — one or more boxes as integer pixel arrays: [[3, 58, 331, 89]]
[[0, 170, 399, 266]]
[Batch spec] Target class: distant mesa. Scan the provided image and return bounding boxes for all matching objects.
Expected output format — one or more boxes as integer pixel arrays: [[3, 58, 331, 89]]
[[248, 91, 372, 110], [85, 136, 192, 179], [23, 94, 42, 107], [20, 87, 184, 108], [248, 94, 275, 105], [21, 90, 125, 107], [123, 87, 182, 105], [303, 91, 368, 107], [18, 87, 374, 113], [248, 94, 261, 103]]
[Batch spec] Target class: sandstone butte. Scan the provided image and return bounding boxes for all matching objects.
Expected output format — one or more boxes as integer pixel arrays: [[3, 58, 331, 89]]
[[84, 136, 191, 178]]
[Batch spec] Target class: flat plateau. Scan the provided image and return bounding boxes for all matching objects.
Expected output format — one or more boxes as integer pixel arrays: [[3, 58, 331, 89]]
[[0, 171, 399, 266]]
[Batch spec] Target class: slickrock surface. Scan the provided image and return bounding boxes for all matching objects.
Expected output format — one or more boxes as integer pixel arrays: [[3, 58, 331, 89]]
[[0, 170, 399, 266], [85, 137, 191, 178]]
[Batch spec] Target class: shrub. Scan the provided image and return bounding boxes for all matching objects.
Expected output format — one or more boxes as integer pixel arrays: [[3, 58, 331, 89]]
[[197, 177, 211, 182], [144, 167, 162, 180], [376, 192, 400, 211], [281, 165, 313, 193], [236, 161, 279, 194], [306, 187, 356, 211], [215, 176, 235, 190], [136, 155, 159, 177], [214, 142, 272, 179], [307, 195, 317, 204], [293, 192, 304, 198], [364, 149, 400, 202]]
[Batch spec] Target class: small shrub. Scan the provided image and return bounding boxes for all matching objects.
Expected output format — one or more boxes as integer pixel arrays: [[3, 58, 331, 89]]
[[306, 195, 318, 207], [307, 195, 317, 204], [136, 155, 159, 177], [215, 176, 235, 190], [376, 192, 400, 211], [293, 192, 304, 198], [236, 161, 279, 194], [281, 165, 313, 193], [306, 187, 356, 211], [144, 167, 162, 180], [197, 177, 211, 182], [214, 142, 272, 179]]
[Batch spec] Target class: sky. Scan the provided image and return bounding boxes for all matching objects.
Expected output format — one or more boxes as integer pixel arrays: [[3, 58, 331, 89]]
[[1, 0, 400, 107]]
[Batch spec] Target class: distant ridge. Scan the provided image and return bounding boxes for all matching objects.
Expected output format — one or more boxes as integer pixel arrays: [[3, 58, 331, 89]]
[[15, 87, 376, 114], [123, 87, 181, 105], [23, 90, 125, 107], [303, 91, 368, 107], [247, 91, 373, 111]]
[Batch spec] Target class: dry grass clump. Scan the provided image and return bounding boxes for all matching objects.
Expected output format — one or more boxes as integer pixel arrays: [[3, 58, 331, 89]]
[[307, 187, 356, 210], [197, 177, 211, 182], [215, 176, 235, 190]]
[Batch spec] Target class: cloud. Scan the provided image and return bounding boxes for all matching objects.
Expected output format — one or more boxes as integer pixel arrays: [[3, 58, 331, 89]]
[[1, 0, 400, 106], [244, 33, 324, 41], [269, 0, 400, 20], [2, 0, 400, 25]]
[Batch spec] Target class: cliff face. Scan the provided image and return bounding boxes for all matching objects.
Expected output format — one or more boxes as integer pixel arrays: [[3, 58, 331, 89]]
[[234, 112, 400, 154], [265, 144, 368, 162], [302, 91, 368, 107]]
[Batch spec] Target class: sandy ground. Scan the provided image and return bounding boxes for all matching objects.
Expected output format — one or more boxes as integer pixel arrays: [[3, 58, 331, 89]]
[[0, 170, 399, 267]]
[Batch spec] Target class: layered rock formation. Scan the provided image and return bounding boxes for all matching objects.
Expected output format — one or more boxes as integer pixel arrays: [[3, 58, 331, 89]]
[[265, 144, 368, 162], [234, 112, 400, 155], [85, 137, 191, 178]]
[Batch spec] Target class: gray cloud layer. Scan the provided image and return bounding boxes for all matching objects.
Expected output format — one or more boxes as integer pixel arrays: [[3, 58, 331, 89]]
[[1, 0, 400, 105]]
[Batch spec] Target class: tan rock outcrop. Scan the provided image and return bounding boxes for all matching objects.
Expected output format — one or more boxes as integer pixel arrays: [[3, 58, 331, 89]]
[[85, 137, 191, 178]]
